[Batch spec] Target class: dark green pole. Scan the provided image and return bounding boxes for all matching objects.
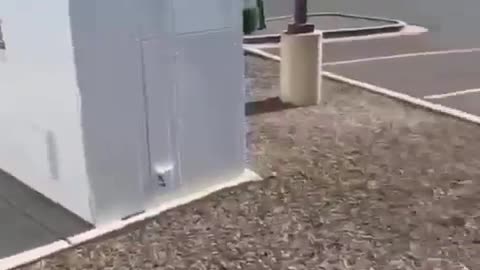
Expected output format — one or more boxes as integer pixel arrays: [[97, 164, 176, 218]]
[[257, 0, 266, 30]]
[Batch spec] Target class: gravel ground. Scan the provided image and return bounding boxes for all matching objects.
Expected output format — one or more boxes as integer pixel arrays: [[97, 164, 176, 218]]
[[22, 56, 480, 270]]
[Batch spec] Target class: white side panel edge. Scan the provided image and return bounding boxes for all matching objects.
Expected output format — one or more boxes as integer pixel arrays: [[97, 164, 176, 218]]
[[0, 0, 92, 221]]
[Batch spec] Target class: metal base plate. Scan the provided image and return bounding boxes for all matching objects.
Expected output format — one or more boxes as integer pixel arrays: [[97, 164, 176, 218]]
[[286, 23, 315, 34]]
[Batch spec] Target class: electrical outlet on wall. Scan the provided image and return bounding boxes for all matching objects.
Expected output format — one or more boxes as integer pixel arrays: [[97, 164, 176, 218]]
[[154, 163, 174, 189]]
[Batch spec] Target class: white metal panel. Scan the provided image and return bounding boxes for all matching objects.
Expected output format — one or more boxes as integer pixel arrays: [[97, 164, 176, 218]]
[[0, 0, 247, 225], [70, 0, 149, 224], [141, 37, 179, 196], [0, 0, 92, 221], [173, 0, 235, 34], [135, 0, 178, 199], [128, 0, 173, 39], [0, 119, 56, 196], [175, 29, 245, 186]]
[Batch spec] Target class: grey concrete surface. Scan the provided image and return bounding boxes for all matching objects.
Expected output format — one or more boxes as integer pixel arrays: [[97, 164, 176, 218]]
[[0, 170, 92, 259], [324, 51, 480, 99]]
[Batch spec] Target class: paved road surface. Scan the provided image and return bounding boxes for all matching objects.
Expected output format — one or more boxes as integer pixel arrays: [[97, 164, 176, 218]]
[[263, 0, 480, 48], [262, 34, 453, 63], [433, 93, 480, 117], [324, 50, 480, 117], [253, 25, 480, 121]]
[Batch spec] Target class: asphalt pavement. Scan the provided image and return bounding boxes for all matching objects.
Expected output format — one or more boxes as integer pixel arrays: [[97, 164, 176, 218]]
[[0, 170, 91, 259]]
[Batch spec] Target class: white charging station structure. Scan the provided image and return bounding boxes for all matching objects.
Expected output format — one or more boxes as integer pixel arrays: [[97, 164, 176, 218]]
[[0, 0, 253, 225]]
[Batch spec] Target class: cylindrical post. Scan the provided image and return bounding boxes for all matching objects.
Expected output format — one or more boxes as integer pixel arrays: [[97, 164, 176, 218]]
[[287, 0, 314, 34], [280, 31, 323, 106], [294, 0, 308, 25], [281, 0, 322, 106]]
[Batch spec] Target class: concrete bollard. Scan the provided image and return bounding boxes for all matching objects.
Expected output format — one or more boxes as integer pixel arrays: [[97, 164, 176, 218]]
[[280, 30, 322, 106]]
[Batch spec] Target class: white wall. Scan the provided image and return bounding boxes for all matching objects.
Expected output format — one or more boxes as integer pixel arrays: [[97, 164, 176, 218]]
[[0, 1, 92, 221], [69, 0, 153, 224], [70, 0, 245, 223], [0, 0, 246, 225], [172, 1, 246, 191]]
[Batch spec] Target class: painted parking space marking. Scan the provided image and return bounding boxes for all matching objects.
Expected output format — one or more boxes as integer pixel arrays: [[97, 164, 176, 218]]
[[324, 47, 480, 66], [424, 88, 480, 100], [324, 70, 480, 125]]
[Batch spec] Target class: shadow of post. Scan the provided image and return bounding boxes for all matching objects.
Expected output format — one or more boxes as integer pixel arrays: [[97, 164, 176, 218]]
[[245, 97, 297, 116]]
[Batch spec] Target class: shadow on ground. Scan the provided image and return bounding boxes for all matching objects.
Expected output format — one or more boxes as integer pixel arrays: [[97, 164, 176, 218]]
[[246, 97, 296, 116]]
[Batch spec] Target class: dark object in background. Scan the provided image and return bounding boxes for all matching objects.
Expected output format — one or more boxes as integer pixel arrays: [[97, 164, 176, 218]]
[[0, 19, 5, 50], [257, 0, 266, 30], [243, 0, 266, 35], [243, 7, 259, 35]]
